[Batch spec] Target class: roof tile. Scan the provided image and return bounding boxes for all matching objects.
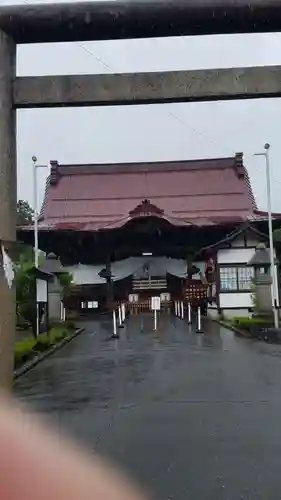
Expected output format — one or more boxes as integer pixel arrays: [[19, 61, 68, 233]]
[[39, 155, 257, 230]]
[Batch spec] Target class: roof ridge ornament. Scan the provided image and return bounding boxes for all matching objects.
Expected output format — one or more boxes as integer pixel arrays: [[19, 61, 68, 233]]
[[49, 160, 59, 185], [129, 199, 164, 218], [234, 152, 244, 178]]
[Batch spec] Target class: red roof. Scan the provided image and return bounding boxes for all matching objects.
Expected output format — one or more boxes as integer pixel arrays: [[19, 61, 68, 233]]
[[37, 154, 258, 231]]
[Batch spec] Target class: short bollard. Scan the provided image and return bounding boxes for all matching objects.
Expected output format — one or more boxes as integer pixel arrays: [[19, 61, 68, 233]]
[[153, 309, 157, 331], [121, 303, 126, 323], [196, 306, 203, 334], [118, 305, 124, 328], [188, 302, 192, 325], [112, 309, 119, 339], [181, 301, 184, 319]]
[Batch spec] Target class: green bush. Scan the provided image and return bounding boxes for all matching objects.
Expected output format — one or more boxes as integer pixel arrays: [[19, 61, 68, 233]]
[[14, 337, 37, 367], [233, 316, 271, 325], [14, 325, 70, 368], [232, 316, 272, 333], [65, 319, 76, 330]]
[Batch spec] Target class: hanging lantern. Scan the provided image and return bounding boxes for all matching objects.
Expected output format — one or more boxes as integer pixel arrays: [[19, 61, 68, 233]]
[[205, 257, 215, 283]]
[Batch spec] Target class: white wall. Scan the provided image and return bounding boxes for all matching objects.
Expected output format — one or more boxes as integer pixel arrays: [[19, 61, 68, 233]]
[[230, 232, 265, 248], [218, 248, 255, 264], [64, 264, 105, 285], [217, 243, 279, 312], [230, 234, 262, 248], [230, 236, 245, 248], [219, 293, 253, 309], [218, 247, 254, 312]]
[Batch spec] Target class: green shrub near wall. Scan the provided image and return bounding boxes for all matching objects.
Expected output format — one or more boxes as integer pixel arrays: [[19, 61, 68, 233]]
[[232, 316, 272, 333], [14, 324, 73, 368]]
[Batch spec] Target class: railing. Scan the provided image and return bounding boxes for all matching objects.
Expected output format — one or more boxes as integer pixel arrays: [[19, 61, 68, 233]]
[[129, 300, 172, 314], [133, 279, 167, 290]]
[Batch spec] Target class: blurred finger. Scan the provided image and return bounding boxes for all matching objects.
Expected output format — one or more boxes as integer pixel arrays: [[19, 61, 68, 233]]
[[0, 397, 147, 500]]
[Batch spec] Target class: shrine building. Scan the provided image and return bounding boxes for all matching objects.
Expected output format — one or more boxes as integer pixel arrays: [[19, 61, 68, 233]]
[[17, 153, 280, 318]]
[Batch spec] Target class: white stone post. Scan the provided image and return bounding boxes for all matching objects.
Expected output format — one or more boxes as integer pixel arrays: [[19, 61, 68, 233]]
[[112, 309, 118, 338], [196, 306, 203, 333], [153, 309, 157, 331], [181, 301, 184, 319], [188, 302, 192, 324], [121, 303, 126, 322]]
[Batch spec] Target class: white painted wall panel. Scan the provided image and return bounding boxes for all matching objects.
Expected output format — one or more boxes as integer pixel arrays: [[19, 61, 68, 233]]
[[64, 265, 105, 285], [219, 293, 253, 309], [218, 246, 276, 264], [231, 234, 261, 248], [230, 236, 245, 247], [218, 248, 255, 264]]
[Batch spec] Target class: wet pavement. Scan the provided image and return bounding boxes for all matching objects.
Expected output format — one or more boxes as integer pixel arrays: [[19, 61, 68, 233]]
[[14, 313, 281, 500]]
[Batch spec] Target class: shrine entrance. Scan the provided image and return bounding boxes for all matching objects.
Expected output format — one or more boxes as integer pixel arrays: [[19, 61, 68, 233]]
[[126, 280, 209, 317], [128, 298, 172, 315]]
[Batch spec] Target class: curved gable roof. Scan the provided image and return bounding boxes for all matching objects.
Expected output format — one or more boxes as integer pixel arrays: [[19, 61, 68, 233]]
[[37, 154, 257, 231]]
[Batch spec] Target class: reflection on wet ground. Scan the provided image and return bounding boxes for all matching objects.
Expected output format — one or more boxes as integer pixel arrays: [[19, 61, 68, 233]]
[[14, 314, 281, 500]]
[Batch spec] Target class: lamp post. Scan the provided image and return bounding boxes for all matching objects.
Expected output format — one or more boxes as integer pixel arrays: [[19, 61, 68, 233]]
[[32, 157, 48, 267], [32, 156, 39, 268], [32, 157, 48, 336], [254, 144, 279, 328]]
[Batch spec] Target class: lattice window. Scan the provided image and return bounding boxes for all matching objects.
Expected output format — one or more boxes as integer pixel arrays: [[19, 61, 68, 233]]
[[237, 267, 254, 290], [220, 267, 237, 291], [220, 266, 254, 292], [81, 301, 98, 309]]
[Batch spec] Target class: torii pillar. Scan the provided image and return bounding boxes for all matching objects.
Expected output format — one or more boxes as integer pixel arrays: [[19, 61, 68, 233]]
[[0, 30, 17, 390]]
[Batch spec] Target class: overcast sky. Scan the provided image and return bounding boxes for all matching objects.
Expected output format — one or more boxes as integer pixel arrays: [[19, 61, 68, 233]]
[[5, 0, 281, 211]]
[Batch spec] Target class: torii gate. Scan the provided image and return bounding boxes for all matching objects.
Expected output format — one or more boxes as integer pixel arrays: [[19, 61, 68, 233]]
[[0, 0, 281, 388]]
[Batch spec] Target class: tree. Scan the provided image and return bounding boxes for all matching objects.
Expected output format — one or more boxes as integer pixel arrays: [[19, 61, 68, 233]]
[[17, 200, 34, 226], [58, 272, 73, 301], [15, 256, 38, 336], [274, 228, 281, 243], [16, 200, 35, 262]]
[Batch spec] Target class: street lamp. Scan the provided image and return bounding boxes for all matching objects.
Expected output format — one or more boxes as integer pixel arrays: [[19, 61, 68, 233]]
[[32, 157, 48, 336], [254, 144, 279, 328], [32, 156, 48, 268]]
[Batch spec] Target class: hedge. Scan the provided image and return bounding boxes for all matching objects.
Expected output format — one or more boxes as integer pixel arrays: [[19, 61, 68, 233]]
[[14, 324, 73, 368], [233, 317, 272, 326], [232, 316, 273, 334]]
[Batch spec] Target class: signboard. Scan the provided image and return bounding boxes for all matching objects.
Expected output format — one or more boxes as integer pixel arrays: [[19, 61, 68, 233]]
[[36, 279, 47, 302], [151, 296, 161, 311], [160, 293, 171, 302], [129, 294, 139, 303]]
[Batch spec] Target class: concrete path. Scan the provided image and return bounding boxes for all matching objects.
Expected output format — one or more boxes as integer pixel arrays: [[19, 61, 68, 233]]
[[14, 314, 281, 500]]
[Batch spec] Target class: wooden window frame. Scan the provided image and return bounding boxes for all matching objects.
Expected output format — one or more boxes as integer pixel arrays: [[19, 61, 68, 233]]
[[219, 264, 254, 293]]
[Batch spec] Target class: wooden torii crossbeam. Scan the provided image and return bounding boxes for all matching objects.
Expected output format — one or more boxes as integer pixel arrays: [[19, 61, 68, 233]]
[[0, 1, 281, 43], [14, 66, 281, 108]]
